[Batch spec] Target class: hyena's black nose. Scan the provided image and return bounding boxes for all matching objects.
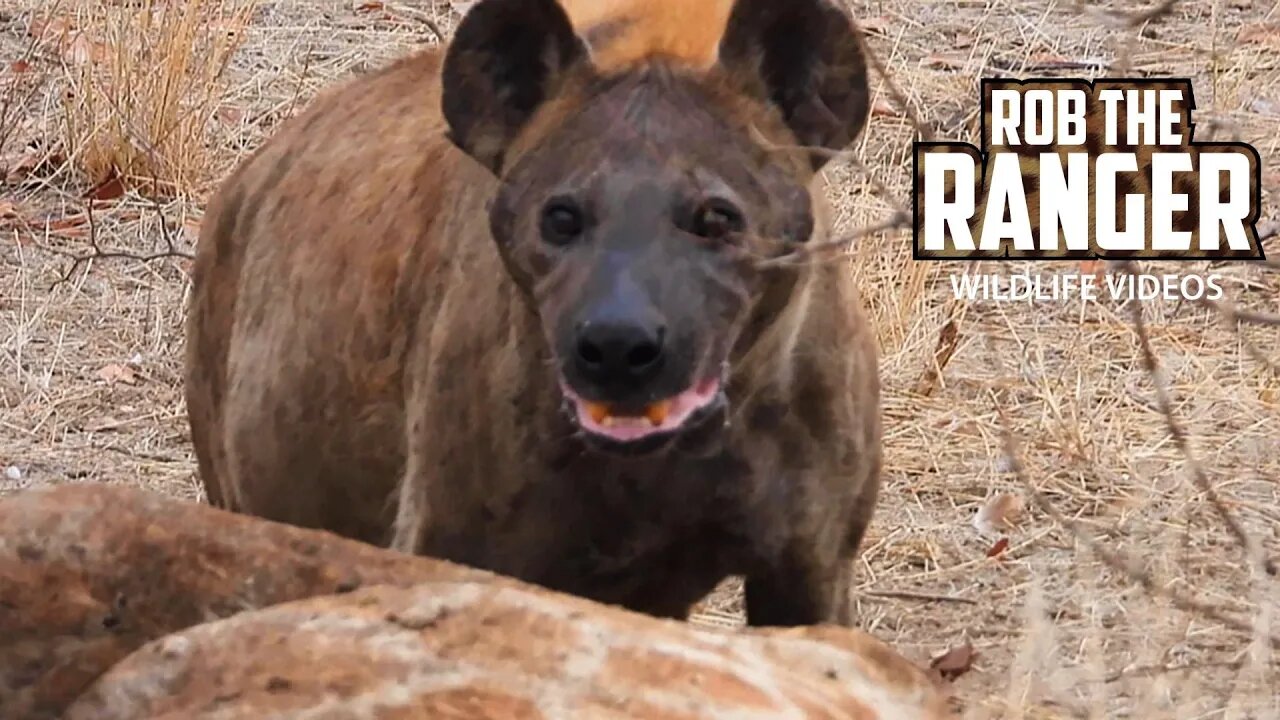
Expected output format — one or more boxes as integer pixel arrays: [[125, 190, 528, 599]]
[[575, 319, 666, 388]]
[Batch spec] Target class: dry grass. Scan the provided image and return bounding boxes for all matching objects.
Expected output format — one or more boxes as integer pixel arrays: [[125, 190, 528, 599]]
[[57, 0, 255, 196], [1, 0, 1278, 717]]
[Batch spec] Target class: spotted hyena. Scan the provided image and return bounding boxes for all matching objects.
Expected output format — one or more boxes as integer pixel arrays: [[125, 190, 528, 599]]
[[185, 0, 881, 626]]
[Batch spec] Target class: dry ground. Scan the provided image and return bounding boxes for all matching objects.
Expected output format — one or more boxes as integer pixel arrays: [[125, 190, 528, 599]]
[[2, 0, 1278, 717]]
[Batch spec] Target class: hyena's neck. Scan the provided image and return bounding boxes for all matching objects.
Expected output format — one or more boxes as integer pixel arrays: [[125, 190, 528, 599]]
[[729, 174, 837, 402], [732, 267, 816, 403]]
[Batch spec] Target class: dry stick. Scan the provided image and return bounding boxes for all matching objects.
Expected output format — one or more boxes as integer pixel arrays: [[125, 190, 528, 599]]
[[1002, 0, 1280, 651], [740, 19, 951, 272], [859, 35, 934, 143], [680, 133, 911, 270], [386, 3, 446, 42], [1254, 219, 1279, 283], [1203, 298, 1280, 328], [1197, 297, 1280, 375], [1117, 261, 1278, 578], [1194, 224, 1280, 373], [862, 589, 978, 605], [751, 150, 912, 269], [751, 211, 911, 270], [48, 202, 194, 290], [1227, 307, 1280, 327], [991, 399, 1280, 651], [1075, 0, 1280, 613], [745, 41, 929, 270]]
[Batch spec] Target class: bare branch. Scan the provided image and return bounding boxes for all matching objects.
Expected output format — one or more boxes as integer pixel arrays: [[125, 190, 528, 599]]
[[740, 16, 938, 270], [1202, 294, 1280, 329], [992, 396, 1279, 650], [1197, 297, 1280, 375], [860, 35, 934, 143], [1255, 220, 1278, 247], [49, 202, 194, 290], [386, 3, 446, 42], [1117, 261, 1276, 577], [751, 210, 910, 270]]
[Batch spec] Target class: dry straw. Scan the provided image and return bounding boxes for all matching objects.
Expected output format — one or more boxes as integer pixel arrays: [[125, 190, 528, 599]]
[[58, 0, 254, 198]]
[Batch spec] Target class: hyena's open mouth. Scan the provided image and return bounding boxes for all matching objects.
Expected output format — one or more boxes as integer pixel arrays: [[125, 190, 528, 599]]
[[560, 375, 727, 448]]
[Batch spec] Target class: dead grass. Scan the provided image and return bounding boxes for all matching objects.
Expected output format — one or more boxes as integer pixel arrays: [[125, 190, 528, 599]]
[[56, 0, 255, 196], [1, 0, 1278, 717]]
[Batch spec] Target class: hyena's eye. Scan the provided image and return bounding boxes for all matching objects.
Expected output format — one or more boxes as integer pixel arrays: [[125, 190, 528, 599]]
[[691, 198, 746, 240], [540, 199, 585, 246]]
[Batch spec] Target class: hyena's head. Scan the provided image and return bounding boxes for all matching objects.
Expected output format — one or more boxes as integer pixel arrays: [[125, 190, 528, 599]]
[[442, 0, 869, 456]]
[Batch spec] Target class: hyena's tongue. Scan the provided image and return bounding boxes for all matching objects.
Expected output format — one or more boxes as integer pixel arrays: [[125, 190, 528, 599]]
[[573, 380, 721, 442]]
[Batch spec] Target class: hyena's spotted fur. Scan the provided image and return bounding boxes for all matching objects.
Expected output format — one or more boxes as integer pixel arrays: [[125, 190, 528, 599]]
[[186, 0, 882, 626]]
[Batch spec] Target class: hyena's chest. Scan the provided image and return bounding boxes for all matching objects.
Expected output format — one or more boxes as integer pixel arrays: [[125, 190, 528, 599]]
[[427, 445, 766, 603]]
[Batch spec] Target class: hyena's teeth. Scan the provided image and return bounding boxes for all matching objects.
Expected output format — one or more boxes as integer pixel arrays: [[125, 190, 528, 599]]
[[585, 402, 610, 424], [645, 400, 672, 427]]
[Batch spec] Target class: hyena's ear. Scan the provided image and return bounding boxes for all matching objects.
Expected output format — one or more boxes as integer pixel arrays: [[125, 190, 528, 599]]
[[717, 0, 870, 171], [442, 0, 588, 173]]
